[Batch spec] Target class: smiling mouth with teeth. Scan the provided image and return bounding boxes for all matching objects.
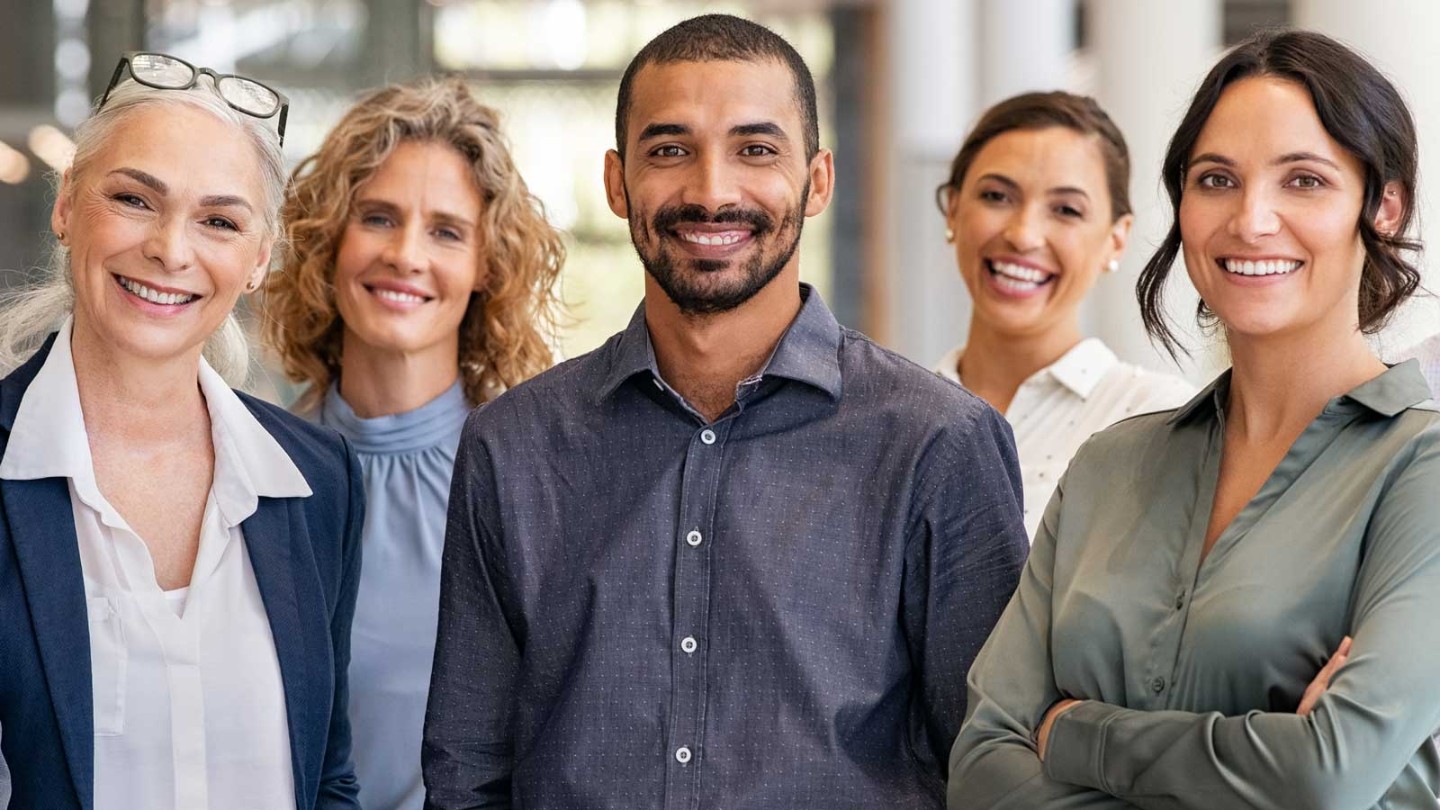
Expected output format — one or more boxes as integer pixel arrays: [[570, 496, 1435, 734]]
[[366, 285, 432, 305], [676, 230, 750, 247], [115, 274, 199, 306], [1219, 258, 1304, 277], [986, 259, 1056, 292]]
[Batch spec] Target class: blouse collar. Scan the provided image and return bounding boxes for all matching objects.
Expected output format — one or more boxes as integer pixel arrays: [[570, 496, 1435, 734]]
[[0, 318, 310, 528], [319, 379, 472, 455], [934, 337, 1120, 401]]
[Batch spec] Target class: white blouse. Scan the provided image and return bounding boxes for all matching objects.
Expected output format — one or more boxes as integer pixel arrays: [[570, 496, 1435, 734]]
[[0, 320, 311, 809], [936, 338, 1194, 538]]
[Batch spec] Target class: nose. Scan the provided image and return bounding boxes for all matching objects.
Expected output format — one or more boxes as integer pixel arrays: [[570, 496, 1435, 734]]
[[680, 151, 743, 213], [380, 221, 425, 274], [1001, 203, 1046, 253], [141, 214, 195, 273], [1227, 186, 1282, 243]]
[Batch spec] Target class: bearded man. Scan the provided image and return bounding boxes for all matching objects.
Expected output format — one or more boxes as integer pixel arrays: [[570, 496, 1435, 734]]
[[422, 14, 1029, 810]]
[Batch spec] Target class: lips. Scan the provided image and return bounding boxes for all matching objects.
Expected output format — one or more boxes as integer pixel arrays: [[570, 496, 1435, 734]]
[[114, 274, 200, 306], [363, 283, 434, 305], [984, 259, 1056, 295]]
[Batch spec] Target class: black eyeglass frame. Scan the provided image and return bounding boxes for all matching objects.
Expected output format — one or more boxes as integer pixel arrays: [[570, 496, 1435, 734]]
[[99, 51, 290, 146]]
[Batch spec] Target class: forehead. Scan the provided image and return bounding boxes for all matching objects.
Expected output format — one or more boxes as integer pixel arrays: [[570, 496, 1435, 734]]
[[83, 103, 265, 196], [1193, 76, 1354, 167], [625, 59, 802, 145], [360, 141, 481, 206], [968, 127, 1108, 188]]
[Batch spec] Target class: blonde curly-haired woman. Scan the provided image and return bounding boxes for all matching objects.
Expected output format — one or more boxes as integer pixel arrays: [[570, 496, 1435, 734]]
[[262, 76, 564, 810]]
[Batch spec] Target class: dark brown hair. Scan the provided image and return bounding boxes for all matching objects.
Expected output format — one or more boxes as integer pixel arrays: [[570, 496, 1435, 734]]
[[614, 14, 819, 161], [1137, 29, 1421, 357], [935, 91, 1132, 222]]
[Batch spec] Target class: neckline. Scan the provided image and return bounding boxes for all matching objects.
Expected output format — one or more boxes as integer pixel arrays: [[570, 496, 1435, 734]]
[[320, 380, 471, 455]]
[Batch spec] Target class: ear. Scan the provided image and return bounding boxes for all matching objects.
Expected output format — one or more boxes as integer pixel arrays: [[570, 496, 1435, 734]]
[[51, 169, 74, 242], [803, 148, 835, 218], [1374, 181, 1405, 237], [1106, 212, 1135, 267], [603, 149, 629, 219], [247, 238, 273, 292], [943, 185, 961, 226]]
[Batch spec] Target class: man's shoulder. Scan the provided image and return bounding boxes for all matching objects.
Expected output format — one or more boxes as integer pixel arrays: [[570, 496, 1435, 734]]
[[465, 334, 622, 430], [836, 327, 997, 428]]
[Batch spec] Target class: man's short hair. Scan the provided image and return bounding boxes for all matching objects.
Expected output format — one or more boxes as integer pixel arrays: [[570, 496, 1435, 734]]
[[614, 14, 820, 161]]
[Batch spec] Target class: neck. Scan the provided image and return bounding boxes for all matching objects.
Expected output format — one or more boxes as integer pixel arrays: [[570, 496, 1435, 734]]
[[644, 267, 803, 423], [1224, 325, 1385, 441], [958, 319, 1084, 414], [69, 320, 209, 444], [338, 331, 462, 418]]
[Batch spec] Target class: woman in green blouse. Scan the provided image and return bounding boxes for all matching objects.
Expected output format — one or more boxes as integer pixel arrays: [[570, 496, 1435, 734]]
[[950, 29, 1440, 809]]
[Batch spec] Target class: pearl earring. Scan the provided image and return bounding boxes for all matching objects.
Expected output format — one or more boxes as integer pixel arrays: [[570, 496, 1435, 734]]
[[1105, 259, 1120, 274], [944, 228, 955, 243]]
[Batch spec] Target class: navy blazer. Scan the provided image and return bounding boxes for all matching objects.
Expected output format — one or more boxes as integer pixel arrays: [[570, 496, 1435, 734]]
[[0, 335, 364, 809]]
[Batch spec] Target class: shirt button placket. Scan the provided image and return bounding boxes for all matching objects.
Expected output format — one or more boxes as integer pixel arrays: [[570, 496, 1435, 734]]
[[665, 424, 723, 808]]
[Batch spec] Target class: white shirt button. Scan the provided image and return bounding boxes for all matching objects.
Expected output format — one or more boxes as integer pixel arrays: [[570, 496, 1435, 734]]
[[685, 530, 703, 547], [681, 636, 698, 654], [700, 429, 716, 445], [675, 746, 692, 764]]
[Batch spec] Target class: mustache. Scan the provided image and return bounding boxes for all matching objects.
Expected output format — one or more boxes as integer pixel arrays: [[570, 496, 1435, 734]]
[[651, 204, 775, 234]]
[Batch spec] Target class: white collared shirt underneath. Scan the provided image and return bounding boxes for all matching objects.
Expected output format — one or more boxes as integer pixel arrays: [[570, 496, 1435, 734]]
[[0, 319, 311, 810], [935, 337, 1195, 539]]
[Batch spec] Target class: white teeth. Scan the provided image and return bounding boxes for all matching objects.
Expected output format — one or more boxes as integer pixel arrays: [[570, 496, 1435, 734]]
[[117, 276, 196, 305], [678, 231, 745, 246], [374, 288, 427, 304], [988, 260, 1053, 284], [1220, 259, 1302, 277]]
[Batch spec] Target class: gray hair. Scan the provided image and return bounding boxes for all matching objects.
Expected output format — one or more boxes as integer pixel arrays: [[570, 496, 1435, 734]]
[[0, 77, 286, 385]]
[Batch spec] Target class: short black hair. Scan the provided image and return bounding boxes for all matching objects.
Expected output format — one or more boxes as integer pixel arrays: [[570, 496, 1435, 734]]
[[1137, 28, 1421, 358], [614, 14, 819, 161]]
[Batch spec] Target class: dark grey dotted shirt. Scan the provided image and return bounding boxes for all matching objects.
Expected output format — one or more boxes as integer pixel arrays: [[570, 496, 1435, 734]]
[[423, 286, 1029, 810]]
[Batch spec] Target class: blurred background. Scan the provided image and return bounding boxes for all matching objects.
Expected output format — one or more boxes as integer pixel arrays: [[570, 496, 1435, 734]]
[[2, 0, 1438, 395]]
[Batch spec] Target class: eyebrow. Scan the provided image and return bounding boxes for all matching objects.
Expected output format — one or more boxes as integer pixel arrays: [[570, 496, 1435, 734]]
[[730, 122, 788, 141], [111, 167, 253, 211], [638, 123, 689, 142], [1188, 151, 1341, 170], [111, 167, 167, 194]]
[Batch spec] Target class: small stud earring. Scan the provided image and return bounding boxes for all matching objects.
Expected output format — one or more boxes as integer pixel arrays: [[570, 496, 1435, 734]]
[[944, 228, 955, 243], [1105, 259, 1120, 274], [56, 230, 65, 243]]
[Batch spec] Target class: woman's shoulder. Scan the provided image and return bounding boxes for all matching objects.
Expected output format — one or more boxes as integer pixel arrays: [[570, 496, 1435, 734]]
[[235, 389, 351, 476]]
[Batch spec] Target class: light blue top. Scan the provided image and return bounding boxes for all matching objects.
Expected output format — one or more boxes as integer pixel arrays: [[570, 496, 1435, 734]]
[[319, 381, 471, 810]]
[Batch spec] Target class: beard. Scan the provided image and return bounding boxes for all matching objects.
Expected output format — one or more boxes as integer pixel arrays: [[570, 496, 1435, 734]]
[[627, 182, 808, 316]]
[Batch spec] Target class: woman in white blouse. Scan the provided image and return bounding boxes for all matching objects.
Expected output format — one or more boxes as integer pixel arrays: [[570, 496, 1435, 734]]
[[935, 91, 1193, 537], [0, 53, 362, 808]]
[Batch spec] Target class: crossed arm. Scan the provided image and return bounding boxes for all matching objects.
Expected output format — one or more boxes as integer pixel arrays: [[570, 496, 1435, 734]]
[[949, 441, 1440, 810]]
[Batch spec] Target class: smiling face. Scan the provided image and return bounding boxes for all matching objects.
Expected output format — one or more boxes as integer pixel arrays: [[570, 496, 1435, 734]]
[[604, 58, 832, 315], [331, 139, 485, 366], [947, 126, 1131, 341], [52, 103, 273, 369], [1179, 76, 1391, 343]]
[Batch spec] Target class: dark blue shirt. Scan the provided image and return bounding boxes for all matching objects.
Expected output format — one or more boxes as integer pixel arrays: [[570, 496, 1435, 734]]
[[423, 286, 1028, 810]]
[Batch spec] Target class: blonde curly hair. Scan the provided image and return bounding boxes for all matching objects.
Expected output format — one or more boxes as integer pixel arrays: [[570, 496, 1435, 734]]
[[262, 76, 564, 411]]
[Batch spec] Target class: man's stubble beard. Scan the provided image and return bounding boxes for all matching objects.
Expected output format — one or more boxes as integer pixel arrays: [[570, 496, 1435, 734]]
[[627, 181, 809, 316]]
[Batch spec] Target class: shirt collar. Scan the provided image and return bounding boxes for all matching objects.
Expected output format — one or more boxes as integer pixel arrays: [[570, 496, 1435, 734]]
[[1046, 338, 1119, 400], [1167, 360, 1433, 425], [597, 283, 844, 402], [0, 318, 310, 526], [932, 337, 1118, 401]]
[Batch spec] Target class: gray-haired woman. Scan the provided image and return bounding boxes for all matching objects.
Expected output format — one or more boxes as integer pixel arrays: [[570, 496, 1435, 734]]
[[0, 53, 362, 809]]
